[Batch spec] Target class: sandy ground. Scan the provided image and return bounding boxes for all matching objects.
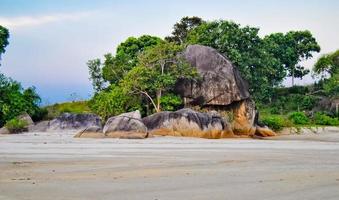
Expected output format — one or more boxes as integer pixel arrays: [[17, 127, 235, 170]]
[[1, 130, 339, 200]]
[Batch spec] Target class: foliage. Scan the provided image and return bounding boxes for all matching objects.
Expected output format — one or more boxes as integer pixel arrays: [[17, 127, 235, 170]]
[[87, 58, 104, 93], [261, 115, 286, 131], [288, 112, 309, 125], [0, 25, 9, 64], [160, 93, 182, 111], [102, 35, 162, 84], [264, 31, 320, 85], [88, 85, 141, 120], [45, 101, 91, 119], [314, 49, 339, 76], [165, 16, 204, 44], [313, 112, 339, 126], [5, 118, 28, 133], [120, 41, 197, 112], [0, 74, 44, 126], [322, 71, 339, 97]]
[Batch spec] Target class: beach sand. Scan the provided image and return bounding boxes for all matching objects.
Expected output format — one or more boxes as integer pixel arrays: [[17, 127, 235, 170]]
[[1, 130, 339, 200]]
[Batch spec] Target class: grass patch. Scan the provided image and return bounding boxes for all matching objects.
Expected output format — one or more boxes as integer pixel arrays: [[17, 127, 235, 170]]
[[44, 101, 91, 119]]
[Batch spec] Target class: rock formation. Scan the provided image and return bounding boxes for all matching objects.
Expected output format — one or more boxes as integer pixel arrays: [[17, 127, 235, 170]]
[[173, 44, 275, 137], [142, 108, 233, 139]]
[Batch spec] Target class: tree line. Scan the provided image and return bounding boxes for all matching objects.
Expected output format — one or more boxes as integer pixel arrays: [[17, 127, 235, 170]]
[[87, 16, 332, 119]]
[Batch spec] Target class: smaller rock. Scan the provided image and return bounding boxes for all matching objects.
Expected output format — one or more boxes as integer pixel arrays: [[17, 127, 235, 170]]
[[103, 111, 148, 139], [0, 127, 10, 135], [255, 126, 276, 137], [18, 113, 34, 126], [28, 121, 50, 132], [74, 126, 104, 138]]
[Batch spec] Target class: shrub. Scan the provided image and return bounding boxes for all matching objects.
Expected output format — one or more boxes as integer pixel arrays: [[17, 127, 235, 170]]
[[5, 118, 28, 133], [89, 85, 141, 121], [288, 112, 309, 125], [314, 112, 339, 126], [160, 93, 182, 111], [261, 115, 286, 131]]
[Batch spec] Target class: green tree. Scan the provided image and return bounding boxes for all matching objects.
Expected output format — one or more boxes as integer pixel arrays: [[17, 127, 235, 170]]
[[0, 25, 9, 64], [87, 58, 104, 93], [314, 49, 339, 77], [102, 35, 162, 84], [0, 74, 43, 126], [165, 16, 204, 44], [264, 31, 320, 86], [121, 41, 197, 113]]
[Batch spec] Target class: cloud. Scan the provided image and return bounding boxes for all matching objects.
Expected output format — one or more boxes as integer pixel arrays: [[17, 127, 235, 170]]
[[0, 12, 92, 29]]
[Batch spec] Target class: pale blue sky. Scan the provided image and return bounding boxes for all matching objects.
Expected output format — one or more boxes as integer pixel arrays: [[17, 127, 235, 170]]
[[0, 0, 338, 104]]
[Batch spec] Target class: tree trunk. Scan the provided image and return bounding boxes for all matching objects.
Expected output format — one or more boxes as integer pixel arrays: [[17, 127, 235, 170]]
[[156, 90, 162, 113], [291, 68, 295, 86]]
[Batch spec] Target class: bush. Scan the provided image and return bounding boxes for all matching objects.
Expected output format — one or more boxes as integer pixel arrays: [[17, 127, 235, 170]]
[[261, 115, 286, 131], [314, 112, 339, 126], [89, 85, 141, 121], [289, 112, 309, 125], [160, 93, 182, 111], [5, 118, 28, 133]]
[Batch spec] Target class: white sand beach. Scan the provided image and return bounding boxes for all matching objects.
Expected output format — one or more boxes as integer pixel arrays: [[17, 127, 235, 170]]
[[1, 130, 339, 200]]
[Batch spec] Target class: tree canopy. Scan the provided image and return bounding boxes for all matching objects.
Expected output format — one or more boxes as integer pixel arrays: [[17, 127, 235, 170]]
[[165, 16, 204, 44], [264, 31, 320, 85], [102, 35, 162, 84], [0, 25, 9, 64], [314, 49, 339, 76]]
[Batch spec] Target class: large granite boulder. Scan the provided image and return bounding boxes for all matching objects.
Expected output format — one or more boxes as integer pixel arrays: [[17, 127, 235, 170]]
[[47, 113, 101, 131], [142, 108, 233, 139], [176, 44, 249, 106], [103, 111, 149, 139]]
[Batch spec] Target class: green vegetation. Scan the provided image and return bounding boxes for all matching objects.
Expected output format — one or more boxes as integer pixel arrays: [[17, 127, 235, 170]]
[[0, 74, 45, 126], [0, 25, 9, 63], [314, 112, 339, 126], [120, 41, 197, 113], [5, 118, 28, 133], [88, 85, 141, 121], [261, 115, 287, 131], [44, 101, 91, 119], [288, 112, 309, 125]]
